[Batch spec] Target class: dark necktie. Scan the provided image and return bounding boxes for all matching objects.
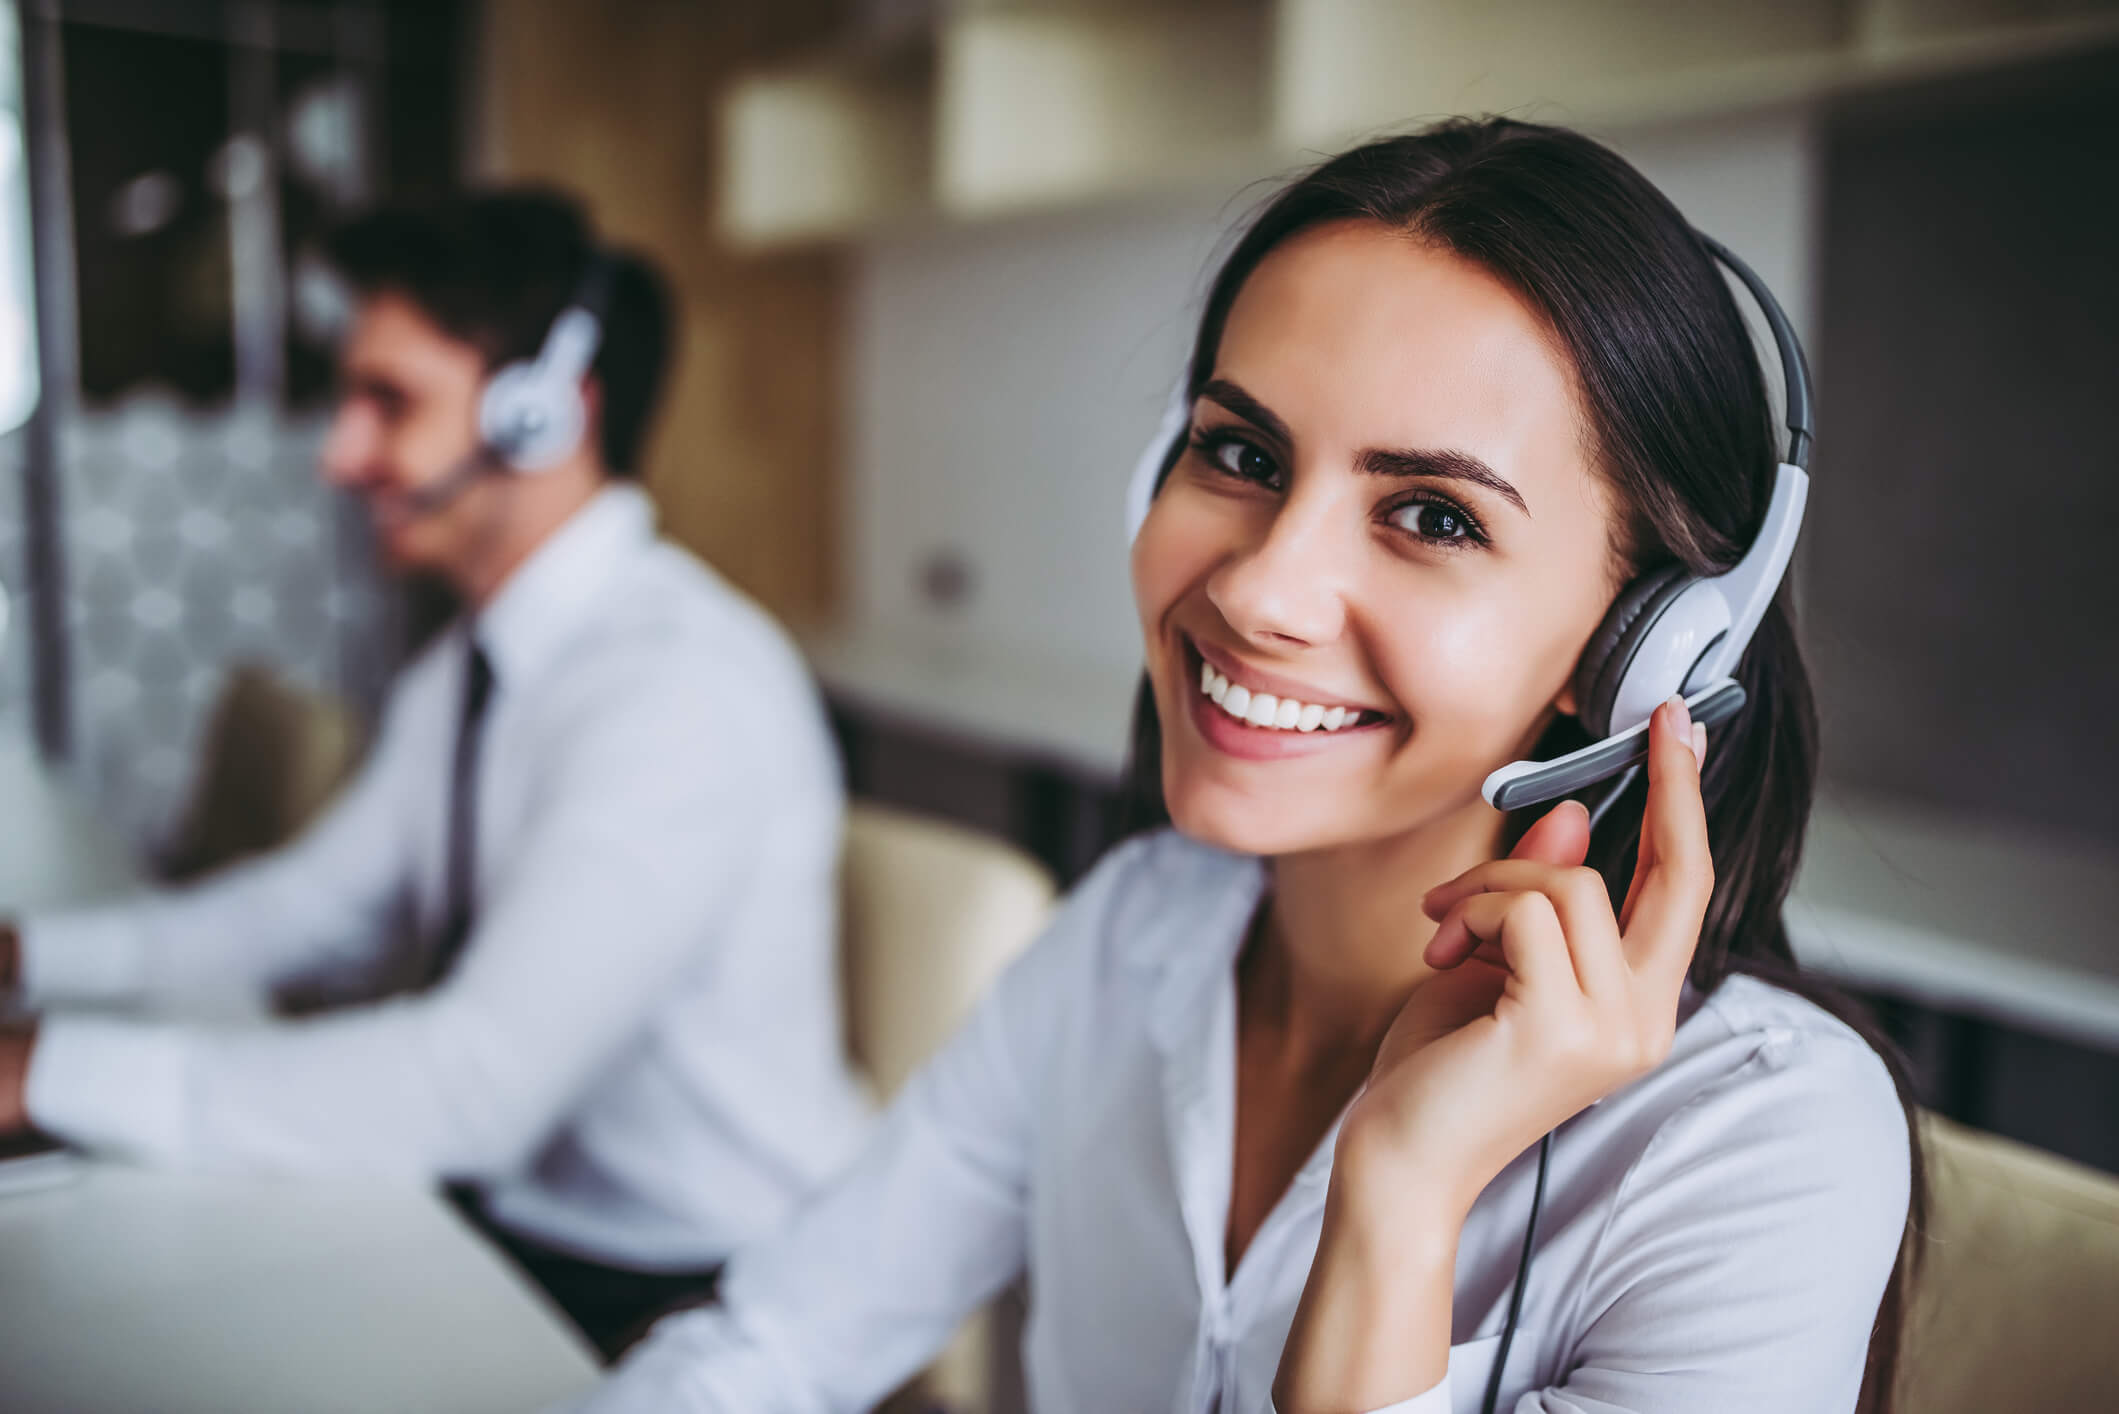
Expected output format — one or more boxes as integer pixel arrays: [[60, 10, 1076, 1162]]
[[430, 640, 495, 986]]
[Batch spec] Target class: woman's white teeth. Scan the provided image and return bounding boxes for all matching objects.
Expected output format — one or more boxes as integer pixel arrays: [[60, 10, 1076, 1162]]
[[1197, 662, 1361, 733]]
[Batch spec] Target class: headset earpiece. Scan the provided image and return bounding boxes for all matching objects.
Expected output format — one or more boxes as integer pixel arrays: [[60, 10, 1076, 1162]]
[[1572, 565, 1692, 739], [1125, 376, 1194, 543], [477, 255, 614, 473], [478, 360, 586, 471]]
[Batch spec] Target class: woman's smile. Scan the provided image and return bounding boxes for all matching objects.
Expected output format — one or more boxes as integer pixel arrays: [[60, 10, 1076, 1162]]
[[1180, 632, 1396, 762]]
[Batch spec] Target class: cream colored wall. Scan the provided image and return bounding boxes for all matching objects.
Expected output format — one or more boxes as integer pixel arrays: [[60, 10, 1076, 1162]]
[[475, 0, 843, 625]]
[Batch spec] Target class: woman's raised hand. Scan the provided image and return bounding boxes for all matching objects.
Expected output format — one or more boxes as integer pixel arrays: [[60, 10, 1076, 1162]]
[[1340, 695, 1714, 1221], [1275, 698, 1713, 1412]]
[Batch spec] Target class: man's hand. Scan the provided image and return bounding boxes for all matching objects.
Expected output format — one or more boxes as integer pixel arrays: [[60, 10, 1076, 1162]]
[[0, 1022, 36, 1132]]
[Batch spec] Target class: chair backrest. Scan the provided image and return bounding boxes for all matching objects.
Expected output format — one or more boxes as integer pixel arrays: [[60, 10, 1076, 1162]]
[[839, 804, 1054, 1414], [840, 803, 1056, 1101], [160, 663, 363, 881], [1898, 1113, 2119, 1413]]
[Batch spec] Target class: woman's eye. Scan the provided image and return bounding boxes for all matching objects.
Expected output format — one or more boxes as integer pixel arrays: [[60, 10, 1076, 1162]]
[[1390, 499, 1472, 542], [1195, 430, 1279, 486]]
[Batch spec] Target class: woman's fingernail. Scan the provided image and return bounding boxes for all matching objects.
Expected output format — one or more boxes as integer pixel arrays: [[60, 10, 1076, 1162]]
[[1666, 694, 1691, 732], [1691, 721, 1707, 768]]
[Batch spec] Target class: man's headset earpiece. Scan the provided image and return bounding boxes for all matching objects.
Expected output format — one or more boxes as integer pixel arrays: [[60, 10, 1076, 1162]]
[[479, 253, 615, 472], [396, 253, 615, 515], [1121, 233, 1812, 816]]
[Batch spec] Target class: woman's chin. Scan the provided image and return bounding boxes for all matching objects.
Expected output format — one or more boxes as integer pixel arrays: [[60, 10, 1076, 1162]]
[[1162, 784, 1349, 859]]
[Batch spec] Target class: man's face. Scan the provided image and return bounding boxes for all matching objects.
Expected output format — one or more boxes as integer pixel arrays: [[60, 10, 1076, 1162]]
[[319, 291, 506, 573]]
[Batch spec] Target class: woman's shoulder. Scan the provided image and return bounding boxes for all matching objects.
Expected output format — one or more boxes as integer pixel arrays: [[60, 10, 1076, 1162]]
[[1587, 971, 1912, 1221], [1685, 971, 1904, 1110]]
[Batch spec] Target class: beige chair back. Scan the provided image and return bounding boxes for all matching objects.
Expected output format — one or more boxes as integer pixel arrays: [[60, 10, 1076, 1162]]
[[840, 804, 1055, 1414], [841, 803, 1056, 1099], [1898, 1113, 2119, 1412], [161, 664, 363, 881]]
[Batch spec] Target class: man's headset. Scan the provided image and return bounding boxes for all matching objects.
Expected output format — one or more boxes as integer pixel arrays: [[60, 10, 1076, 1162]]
[[1123, 232, 1812, 817], [396, 253, 616, 515]]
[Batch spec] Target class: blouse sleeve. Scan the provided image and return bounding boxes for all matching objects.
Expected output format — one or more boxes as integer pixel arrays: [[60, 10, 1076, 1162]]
[[1514, 1027, 1912, 1413], [558, 837, 1158, 1414]]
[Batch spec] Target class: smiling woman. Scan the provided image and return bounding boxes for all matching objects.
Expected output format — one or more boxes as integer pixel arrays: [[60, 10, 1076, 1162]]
[[1122, 117, 1921, 1414], [569, 118, 1920, 1414]]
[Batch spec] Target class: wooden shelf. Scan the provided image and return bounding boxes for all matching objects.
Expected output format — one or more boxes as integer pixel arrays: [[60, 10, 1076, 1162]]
[[1275, 0, 2119, 150], [717, 52, 932, 246], [936, 4, 1267, 216], [713, 0, 2119, 247]]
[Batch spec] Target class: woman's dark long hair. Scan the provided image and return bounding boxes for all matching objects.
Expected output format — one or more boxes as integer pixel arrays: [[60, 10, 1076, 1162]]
[[1120, 118, 1923, 1412]]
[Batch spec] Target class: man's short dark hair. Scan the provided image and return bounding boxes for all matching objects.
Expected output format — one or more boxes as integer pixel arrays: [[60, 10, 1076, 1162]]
[[325, 187, 675, 478]]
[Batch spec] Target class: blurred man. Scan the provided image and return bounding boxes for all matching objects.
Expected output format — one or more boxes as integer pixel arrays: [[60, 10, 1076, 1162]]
[[0, 190, 872, 1356]]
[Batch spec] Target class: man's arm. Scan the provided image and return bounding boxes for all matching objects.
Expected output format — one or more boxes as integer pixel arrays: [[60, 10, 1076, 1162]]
[[16, 666, 816, 1175], [12, 684, 423, 1013]]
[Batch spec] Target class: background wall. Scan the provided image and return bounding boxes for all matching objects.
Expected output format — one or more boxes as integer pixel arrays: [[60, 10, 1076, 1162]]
[[1809, 51, 2119, 845], [476, 0, 845, 626]]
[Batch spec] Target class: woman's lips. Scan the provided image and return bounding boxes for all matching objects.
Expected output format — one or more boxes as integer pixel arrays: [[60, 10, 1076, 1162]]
[[1180, 637, 1391, 761]]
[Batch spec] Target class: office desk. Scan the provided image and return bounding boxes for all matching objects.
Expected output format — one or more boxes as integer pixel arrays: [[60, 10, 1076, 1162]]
[[0, 729, 601, 1410], [0, 729, 141, 912], [0, 1164, 599, 1413]]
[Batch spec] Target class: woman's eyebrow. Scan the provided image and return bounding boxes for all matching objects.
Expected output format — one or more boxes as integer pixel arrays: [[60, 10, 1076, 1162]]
[[1198, 378, 1293, 447], [1200, 375, 1529, 517], [1359, 447, 1530, 516]]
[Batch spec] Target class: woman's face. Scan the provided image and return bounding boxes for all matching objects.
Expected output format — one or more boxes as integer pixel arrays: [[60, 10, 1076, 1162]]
[[1132, 219, 1629, 857]]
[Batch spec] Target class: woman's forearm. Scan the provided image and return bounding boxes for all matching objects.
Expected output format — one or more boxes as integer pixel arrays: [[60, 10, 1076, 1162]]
[[1275, 1132, 1465, 1414]]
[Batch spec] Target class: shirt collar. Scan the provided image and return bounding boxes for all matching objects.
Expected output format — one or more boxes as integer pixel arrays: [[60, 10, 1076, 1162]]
[[471, 483, 657, 688], [1130, 836, 1266, 1059]]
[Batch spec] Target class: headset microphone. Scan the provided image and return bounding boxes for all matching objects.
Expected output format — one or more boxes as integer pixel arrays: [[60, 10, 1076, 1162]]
[[388, 447, 499, 518]]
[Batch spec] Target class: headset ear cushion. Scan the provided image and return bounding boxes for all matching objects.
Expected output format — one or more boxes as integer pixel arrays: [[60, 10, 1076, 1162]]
[[1573, 564, 1692, 739], [480, 360, 583, 472]]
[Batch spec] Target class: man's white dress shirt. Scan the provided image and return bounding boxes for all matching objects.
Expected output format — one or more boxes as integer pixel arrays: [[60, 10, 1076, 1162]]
[[19, 485, 874, 1270], [571, 828, 1910, 1413]]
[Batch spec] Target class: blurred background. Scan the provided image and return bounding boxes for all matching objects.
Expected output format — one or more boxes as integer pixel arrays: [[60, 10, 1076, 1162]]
[[0, 0, 2112, 1176]]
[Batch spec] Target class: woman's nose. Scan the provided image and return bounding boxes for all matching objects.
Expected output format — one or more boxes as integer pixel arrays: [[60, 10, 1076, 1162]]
[[1205, 494, 1352, 649]]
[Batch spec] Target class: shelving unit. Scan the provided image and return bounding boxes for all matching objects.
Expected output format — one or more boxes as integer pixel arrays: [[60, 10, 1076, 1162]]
[[1272, 0, 1850, 148], [936, 4, 1267, 215], [712, 0, 2119, 248], [717, 51, 932, 245]]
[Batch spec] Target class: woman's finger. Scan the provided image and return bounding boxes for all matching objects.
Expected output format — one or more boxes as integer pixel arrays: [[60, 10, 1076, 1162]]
[[1423, 801, 1587, 923], [1618, 697, 1714, 979], [1619, 720, 1708, 930], [1426, 890, 1579, 1004], [1421, 859, 1628, 996]]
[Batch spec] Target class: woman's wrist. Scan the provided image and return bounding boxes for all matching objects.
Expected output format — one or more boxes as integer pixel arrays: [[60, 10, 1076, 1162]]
[[1277, 1176, 1462, 1413], [1332, 1105, 1483, 1236]]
